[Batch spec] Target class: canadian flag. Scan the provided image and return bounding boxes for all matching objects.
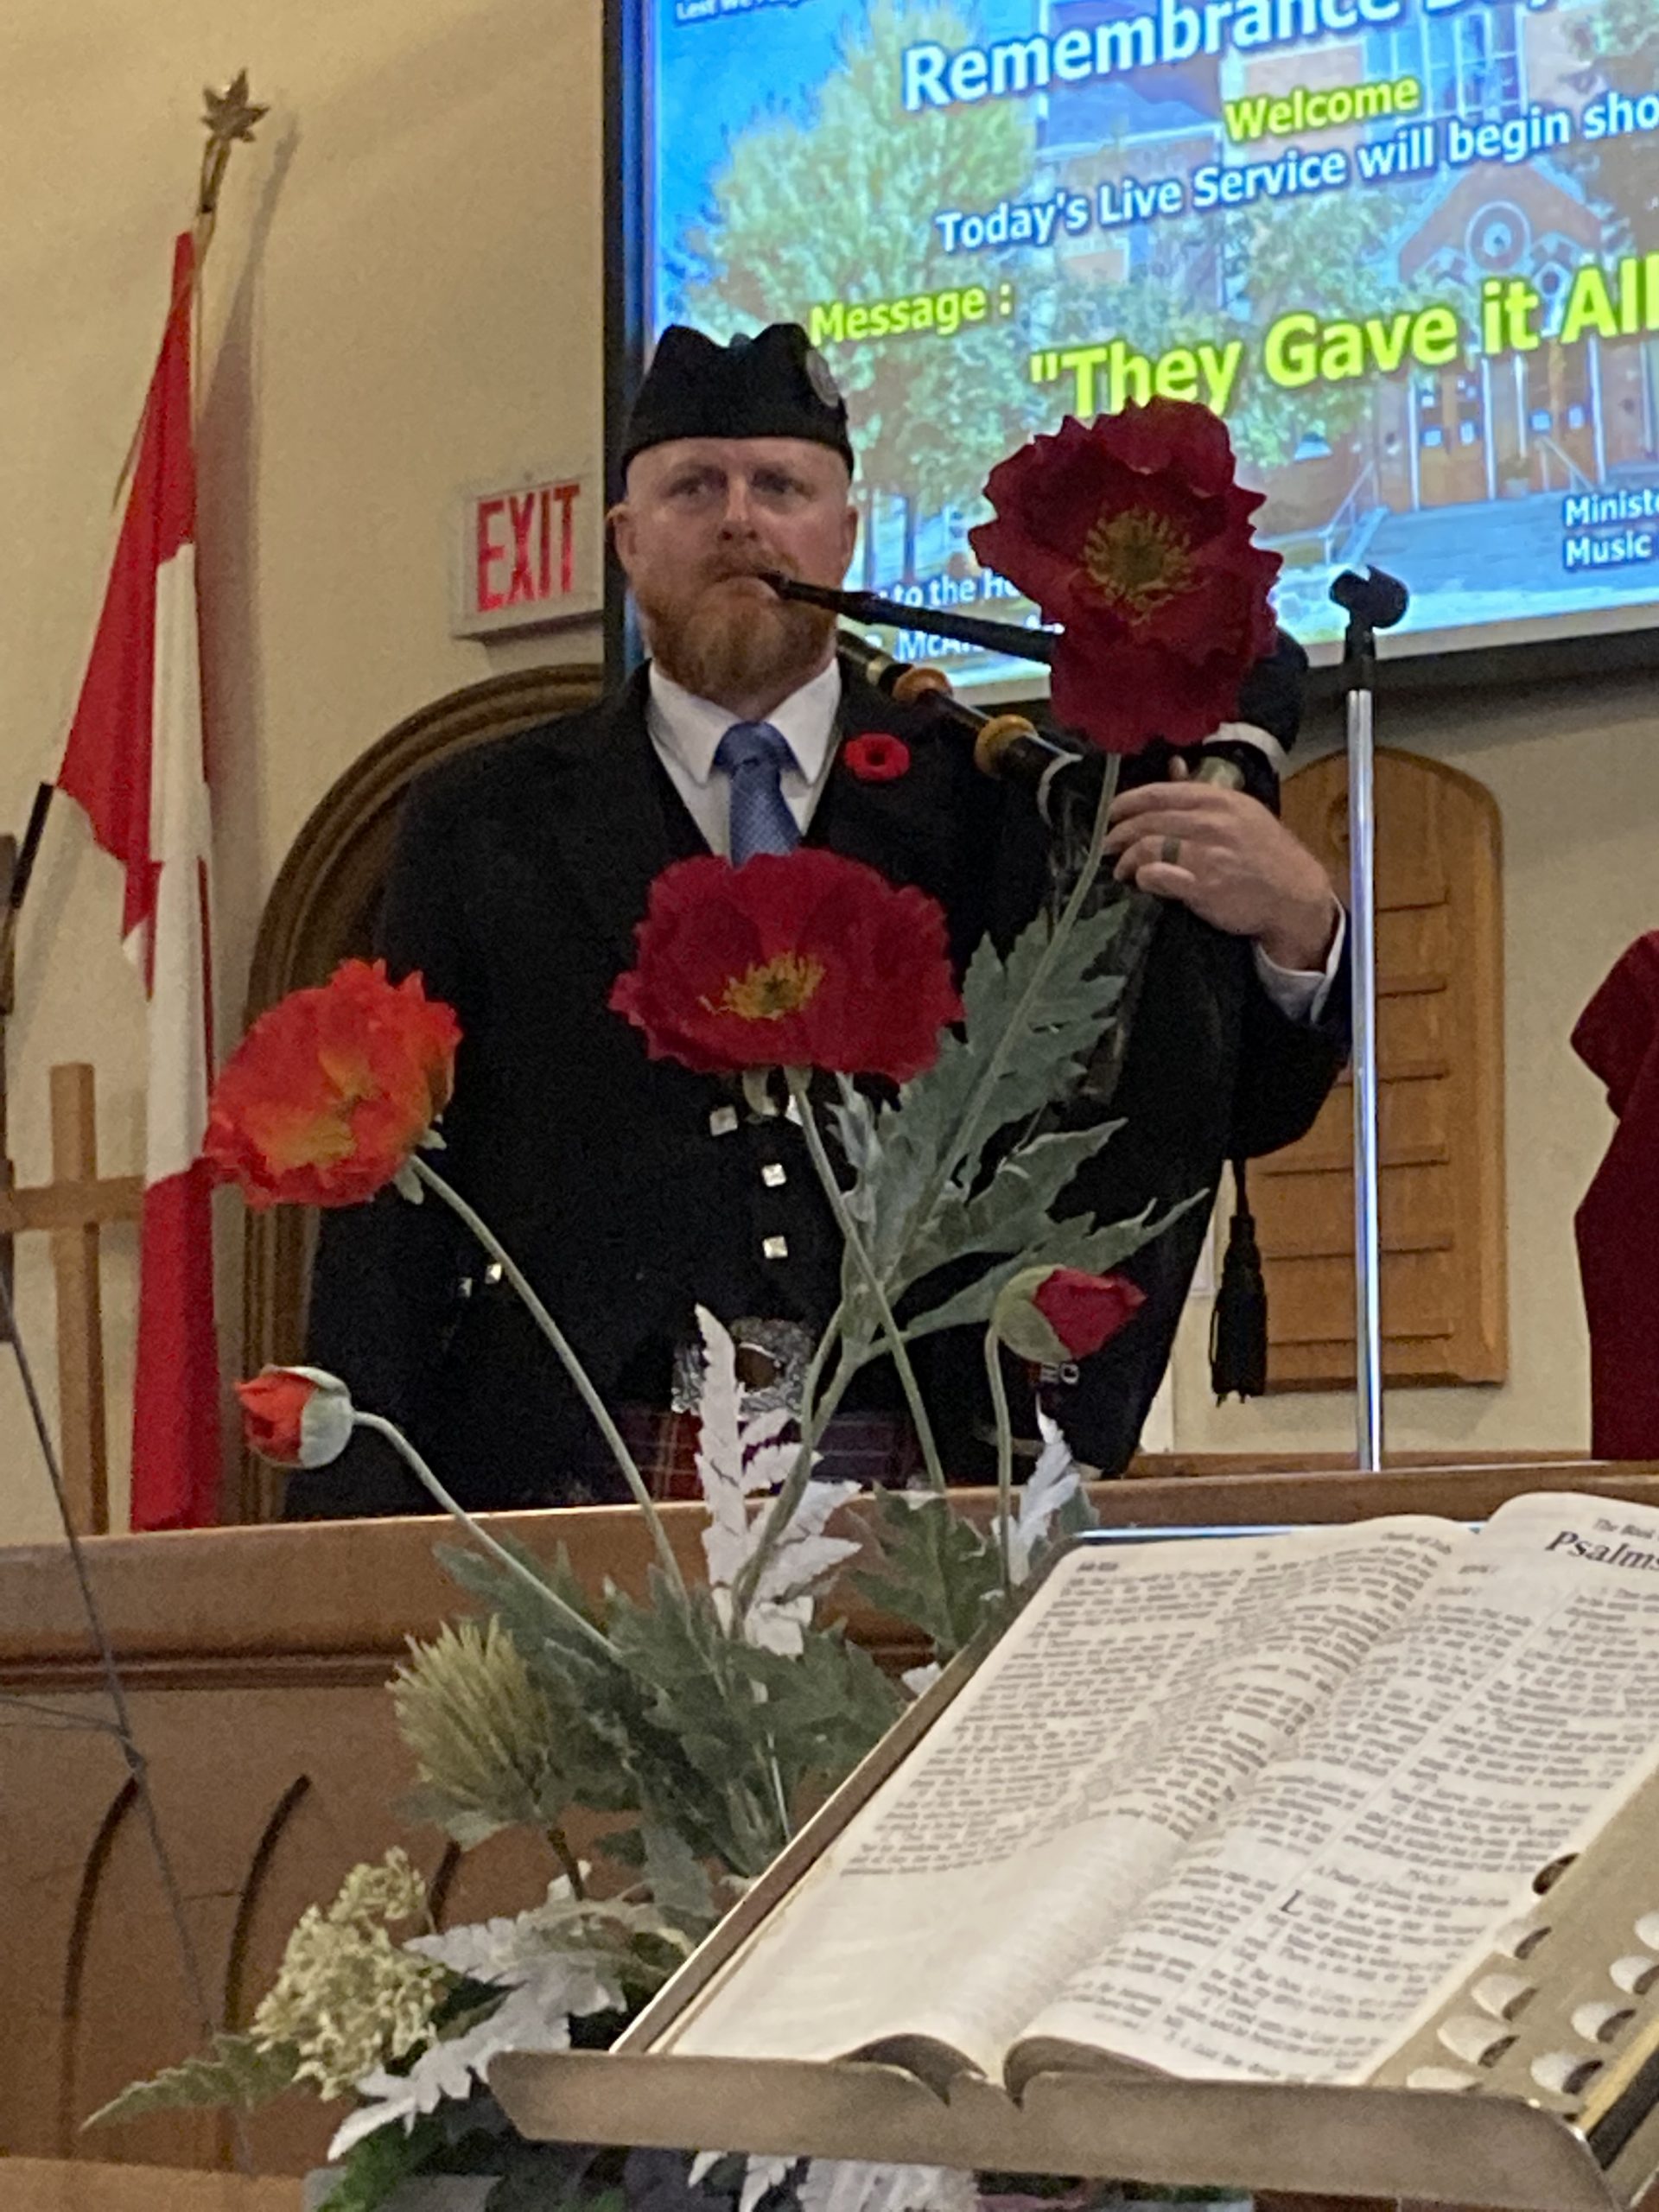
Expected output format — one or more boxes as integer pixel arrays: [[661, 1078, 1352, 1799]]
[[55, 233, 222, 1530]]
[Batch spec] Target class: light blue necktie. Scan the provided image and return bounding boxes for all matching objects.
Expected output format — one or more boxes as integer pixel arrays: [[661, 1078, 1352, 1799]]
[[715, 720, 801, 865]]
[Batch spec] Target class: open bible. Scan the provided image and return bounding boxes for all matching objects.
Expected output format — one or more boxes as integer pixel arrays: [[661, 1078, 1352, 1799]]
[[656, 1493, 1659, 2111]]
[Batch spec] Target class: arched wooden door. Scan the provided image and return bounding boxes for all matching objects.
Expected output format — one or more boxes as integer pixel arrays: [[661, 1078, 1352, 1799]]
[[235, 663, 603, 1520], [1252, 746, 1507, 1389]]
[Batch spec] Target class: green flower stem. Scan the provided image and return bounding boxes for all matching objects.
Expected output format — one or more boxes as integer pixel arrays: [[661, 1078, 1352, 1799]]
[[766, 1743, 794, 1844], [1076, 886, 1162, 1110], [353, 1414, 618, 1663], [983, 1323, 1016, 1596], [788, 1071, 947, 1495], [410, 1154, 687, 1598], [906, 757, 1123, 1262], [547, 1826, 586, 1898], [797, 1297, 843, 1437]]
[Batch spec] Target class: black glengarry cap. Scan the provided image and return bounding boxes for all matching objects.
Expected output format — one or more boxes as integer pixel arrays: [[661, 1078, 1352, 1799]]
[[620, 323, 854, 475]]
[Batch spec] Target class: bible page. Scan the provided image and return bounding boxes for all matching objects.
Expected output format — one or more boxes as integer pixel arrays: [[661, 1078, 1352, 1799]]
[[1014, 1491, 1659, 2089], [666, 1516, 1463, 2078]]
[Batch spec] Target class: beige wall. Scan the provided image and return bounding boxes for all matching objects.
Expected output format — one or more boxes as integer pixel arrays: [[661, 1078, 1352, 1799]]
[[0, 0, 1649, 1545], [0, 0, 602, 1541], [1166, 668, 1658, 1463]]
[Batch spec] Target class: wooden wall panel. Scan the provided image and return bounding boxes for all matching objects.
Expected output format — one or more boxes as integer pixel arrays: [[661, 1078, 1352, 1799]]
[[1255, 748, 1506, 1389], [0, 2163, 297, 2210], [8, 1476, 1645, 2176]]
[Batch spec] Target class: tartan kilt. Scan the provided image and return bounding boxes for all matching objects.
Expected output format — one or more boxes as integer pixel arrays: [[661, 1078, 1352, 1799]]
[[578, 1408, 923, 1502]]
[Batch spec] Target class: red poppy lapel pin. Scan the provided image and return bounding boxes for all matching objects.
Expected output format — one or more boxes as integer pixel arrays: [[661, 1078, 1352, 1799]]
[[842, 733, 911, 783]]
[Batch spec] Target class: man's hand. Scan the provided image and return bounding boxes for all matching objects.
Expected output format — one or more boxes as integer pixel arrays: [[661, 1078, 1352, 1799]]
[[1103, 764, 1339, 971]]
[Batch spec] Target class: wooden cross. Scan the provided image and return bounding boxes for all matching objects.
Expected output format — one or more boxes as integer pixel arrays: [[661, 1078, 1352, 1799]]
[[0, 839, 143, 1535]]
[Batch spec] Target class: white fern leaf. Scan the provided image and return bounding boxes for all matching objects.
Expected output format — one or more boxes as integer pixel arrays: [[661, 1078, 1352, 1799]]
[[742, 1438, 804, 1493], [797, 2161, 979, 2212], [692, 1306, 860, 1649], [1020, 1412, 1083, 1544], [747, 1478, 861, 1654], [992, 1412, 1084, 1586], [327, 1952, 620, 2158], [750, 1478, 860, 1598], [696, 1310, 762, 1604], [687, 2153, 798, 2209], [741, 2156, 798, 2212], [742, 1404, 797, 1452]]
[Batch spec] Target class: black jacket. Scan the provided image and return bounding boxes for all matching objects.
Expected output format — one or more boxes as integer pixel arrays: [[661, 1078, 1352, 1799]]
[[293, 661, 1347, 1516]]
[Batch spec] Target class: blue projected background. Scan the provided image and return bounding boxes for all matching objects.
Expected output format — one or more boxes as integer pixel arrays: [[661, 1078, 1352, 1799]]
[[636, 0, 1659, 688]]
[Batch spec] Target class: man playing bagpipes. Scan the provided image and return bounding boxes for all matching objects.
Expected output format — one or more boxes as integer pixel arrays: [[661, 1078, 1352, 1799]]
[[295, 323, 1345, 1516]]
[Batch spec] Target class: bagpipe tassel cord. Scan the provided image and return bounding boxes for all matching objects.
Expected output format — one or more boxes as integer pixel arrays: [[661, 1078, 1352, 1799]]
[[1211, 1156, 1269, 1401]]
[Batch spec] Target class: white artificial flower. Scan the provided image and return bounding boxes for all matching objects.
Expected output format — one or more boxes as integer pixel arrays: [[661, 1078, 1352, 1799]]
[[900, 1662, 943, 1700]]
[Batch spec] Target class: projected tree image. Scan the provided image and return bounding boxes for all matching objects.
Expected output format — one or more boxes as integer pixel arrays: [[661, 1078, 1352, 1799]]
[[1566, 0, 1659, 244], [687, 0, 1041, 583], [649, 0, 1659, 655]]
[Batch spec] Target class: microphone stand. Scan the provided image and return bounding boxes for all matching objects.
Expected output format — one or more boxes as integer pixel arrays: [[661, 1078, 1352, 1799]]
[[1329, 566, 1408, 1472]]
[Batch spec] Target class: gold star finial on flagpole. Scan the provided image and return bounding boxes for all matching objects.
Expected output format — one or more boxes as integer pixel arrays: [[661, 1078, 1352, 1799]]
[[195, 71, 266, 237], [201, 71, 268, 153]]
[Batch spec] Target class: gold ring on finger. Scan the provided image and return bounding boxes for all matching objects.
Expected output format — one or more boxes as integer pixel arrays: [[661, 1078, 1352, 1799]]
[[1160, 836, 1182, 867]]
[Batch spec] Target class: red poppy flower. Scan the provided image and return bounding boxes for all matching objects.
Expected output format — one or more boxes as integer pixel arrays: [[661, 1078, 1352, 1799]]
[[995, 1264, 1146, 1364], [237, 1366, 355, 1466], [842, 734, 911, 783], [969, 401, 1281, 753], [203, 958, 461, 1209], [1033, 1267, 1146, 1357], [608, 849, 962, 1084]]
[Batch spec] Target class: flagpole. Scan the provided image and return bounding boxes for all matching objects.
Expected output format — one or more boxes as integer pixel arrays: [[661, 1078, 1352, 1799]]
[[0, 73, 266, 976], [0, 72, 270, 2130], [0, 785, 54, 984], [1328, 564, 1409, 1472]]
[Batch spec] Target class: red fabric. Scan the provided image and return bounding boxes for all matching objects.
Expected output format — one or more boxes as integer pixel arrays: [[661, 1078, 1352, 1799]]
[[1573, 932, 1659, 1459], [578, 1408, 921, 1500], [131, 1164, 222, 1525], [57, 235, 195, 953], [54, 234, 222, 1529]]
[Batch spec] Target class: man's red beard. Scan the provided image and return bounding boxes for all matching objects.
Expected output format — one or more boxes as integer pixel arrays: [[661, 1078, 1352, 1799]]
[[634, 567, 836, 702]]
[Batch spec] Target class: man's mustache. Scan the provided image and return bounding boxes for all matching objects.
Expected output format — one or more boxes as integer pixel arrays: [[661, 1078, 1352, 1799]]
[[699, 551, 810, 588]]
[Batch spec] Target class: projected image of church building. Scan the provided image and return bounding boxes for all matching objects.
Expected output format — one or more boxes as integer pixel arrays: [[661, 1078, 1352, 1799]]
[[645, 0, 1659, 660], [1036, 0, 1659, 639]]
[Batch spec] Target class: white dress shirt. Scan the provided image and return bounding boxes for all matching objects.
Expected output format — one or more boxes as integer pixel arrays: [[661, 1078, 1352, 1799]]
[[645, 660, 1344, 1024], [647, 660, 843, 853]]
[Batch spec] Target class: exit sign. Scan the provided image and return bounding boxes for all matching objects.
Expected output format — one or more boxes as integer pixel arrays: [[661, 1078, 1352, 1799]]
[[453, 468, 602, 637]]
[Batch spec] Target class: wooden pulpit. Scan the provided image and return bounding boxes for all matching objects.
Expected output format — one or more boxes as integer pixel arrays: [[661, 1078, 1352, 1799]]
[[4, 1460, 1658, 2195]]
